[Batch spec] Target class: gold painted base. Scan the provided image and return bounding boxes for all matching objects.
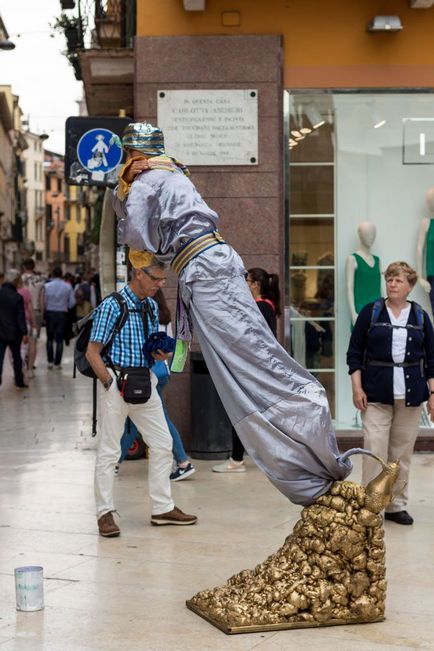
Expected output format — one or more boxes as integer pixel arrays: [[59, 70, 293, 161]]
[[186, 599, 384, 635], [186, 472, 400, 635]]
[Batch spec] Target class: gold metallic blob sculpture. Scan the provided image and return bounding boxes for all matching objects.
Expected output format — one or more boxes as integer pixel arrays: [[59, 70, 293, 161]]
[[187, 455, 400, 634]]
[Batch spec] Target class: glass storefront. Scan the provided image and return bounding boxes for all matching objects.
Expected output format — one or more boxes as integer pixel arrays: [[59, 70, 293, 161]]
[[286, 91, 434, 427]]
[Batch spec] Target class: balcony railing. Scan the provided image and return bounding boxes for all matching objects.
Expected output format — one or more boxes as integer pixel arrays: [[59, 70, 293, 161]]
[[55, 1, 135, 80], [79, 0, 136, 48]]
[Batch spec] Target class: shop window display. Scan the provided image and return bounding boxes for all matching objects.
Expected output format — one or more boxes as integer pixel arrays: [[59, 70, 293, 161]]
[[287, 95, 336, 416], [287, 90, 434, 427]]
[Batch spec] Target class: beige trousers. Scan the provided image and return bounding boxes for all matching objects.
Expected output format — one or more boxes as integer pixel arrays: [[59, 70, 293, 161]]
[[361, 400, 421, 513], [95, 370, 174, 518]]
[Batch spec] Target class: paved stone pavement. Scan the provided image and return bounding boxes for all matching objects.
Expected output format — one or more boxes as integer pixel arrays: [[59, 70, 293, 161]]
[[0, 343, 433, 650]]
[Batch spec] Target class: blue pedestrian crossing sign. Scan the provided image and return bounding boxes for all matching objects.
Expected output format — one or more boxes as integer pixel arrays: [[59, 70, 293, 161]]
[[77, 128, 122, 174], [65, 117, 130, 187]]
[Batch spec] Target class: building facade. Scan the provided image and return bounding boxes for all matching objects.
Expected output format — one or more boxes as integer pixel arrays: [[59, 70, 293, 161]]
[[75, 0, 434, 443], [64, 184, 96, 272], [43, 149, 100, 274], [0, 85, 28, 273], [23, 131, 46, 264], [0, 85, 16, 273], [44, 150, 66, 268]]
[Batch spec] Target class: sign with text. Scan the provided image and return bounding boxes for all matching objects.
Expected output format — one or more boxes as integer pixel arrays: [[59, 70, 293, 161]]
[[157, 89, 258, 166]]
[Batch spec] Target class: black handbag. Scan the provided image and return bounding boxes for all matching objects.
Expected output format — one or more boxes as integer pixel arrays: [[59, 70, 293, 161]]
[[117, 366, 152, 404], [111, 299, 156, 404]]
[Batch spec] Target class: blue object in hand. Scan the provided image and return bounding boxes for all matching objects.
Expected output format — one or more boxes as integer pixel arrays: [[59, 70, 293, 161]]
[[143, 331, 176, 366]]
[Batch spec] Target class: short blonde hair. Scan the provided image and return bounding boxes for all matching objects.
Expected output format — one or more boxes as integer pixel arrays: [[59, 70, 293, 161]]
[[384, 261, 418, 288]]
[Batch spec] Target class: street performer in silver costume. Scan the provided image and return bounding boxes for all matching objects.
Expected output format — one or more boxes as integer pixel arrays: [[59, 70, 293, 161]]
[[112, 121, 356, 507]]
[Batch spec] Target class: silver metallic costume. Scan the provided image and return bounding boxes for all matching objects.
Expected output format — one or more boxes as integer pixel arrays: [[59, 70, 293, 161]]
[[114, 164, 353, 506]]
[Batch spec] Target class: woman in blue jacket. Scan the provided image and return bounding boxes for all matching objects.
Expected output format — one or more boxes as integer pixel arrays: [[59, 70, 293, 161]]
[[347, 261, 434, 525]]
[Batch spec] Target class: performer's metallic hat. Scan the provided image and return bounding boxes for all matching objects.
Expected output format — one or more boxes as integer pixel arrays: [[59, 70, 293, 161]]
[[122, 122, 165, 156]]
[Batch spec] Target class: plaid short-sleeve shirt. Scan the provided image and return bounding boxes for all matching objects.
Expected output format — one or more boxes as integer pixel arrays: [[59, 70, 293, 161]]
[[90, 285, 158, 368]]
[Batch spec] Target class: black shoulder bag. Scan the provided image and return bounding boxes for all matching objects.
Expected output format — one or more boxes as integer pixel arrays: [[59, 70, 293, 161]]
[[116, 300, 155, 404]]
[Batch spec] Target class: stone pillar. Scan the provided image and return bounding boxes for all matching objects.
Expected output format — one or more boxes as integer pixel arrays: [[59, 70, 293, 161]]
[[134, 34, 284, 446]]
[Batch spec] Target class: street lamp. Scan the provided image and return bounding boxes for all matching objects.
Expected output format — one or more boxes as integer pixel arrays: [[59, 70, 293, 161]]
[[1, 30, 55, 51], [0, 39, 15, 50]]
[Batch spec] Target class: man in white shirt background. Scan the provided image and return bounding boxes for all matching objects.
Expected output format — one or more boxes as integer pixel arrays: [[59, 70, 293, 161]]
[[42, 267, 76, 369]]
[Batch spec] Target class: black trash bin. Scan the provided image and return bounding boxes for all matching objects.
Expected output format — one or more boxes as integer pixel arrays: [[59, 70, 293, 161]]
[[190, 351, 232, 459]]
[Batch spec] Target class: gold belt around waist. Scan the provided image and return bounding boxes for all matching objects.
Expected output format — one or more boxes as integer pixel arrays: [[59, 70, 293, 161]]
[[171, 230, 225, 276]]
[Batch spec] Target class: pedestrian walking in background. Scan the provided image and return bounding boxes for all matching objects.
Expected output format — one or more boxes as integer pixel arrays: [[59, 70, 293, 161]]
[[0, 269, 28, 390], [74, 272, 97, 309], [89, 269, 102, 305], [17, 276, 36, 383], [75, 286, 93, 319], [154, 289, 195, 481], [22, 258, 45, 375], [63, 272, 77, 346], [347, 261, 434, 525], [213, 267, 281, 473], [42, 267, 76, 369]]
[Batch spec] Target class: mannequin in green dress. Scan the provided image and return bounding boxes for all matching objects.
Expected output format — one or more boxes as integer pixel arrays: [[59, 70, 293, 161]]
[[416, 188, 434, 316], [346, 221, 382, 326]]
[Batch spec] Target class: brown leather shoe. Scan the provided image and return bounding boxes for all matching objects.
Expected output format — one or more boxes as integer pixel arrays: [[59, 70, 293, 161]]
[[151, 506, 197, 526], [98, 511, 120, 537]]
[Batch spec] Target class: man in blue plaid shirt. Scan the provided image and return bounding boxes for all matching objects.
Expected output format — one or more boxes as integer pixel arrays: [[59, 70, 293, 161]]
[[86, 255, 197, 537]]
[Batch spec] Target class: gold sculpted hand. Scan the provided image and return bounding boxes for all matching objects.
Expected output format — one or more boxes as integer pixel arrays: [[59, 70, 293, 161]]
[[123, 157, 150, 184]]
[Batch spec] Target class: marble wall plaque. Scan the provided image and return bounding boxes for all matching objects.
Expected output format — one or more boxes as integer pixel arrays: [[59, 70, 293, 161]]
[[157, 89, 258, 165]]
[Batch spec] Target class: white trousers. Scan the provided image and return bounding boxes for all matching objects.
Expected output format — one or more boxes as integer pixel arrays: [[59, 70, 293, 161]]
[[95, 370, 174, 518], [361, 400, 422, 513]]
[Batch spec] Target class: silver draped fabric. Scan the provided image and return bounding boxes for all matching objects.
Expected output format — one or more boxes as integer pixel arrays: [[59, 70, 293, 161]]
[[114, 168, 353, 506], [114, 168, 218, 262]]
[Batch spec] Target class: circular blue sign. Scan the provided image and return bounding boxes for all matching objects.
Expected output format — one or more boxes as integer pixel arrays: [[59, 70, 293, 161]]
[[77, 128, 122, 174]]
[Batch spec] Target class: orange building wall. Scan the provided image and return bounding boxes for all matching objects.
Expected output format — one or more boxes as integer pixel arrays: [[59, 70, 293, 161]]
[[137, 0, 434, 88], [46, 175, 65, 262]]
